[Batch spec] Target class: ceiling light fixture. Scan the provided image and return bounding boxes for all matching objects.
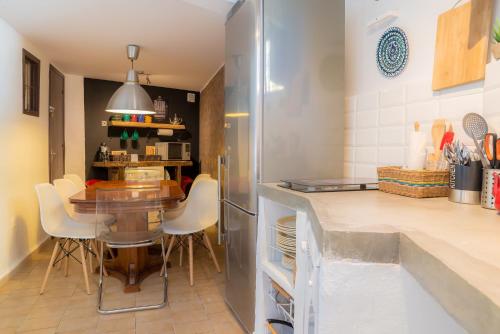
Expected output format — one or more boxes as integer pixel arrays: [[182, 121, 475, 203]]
[[105, 45, 155, 115]]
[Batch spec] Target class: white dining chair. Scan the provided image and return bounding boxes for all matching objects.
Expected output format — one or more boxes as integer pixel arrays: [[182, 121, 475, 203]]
[[64, 173, 86, 190], [162, 173, 212, 221], [53, 178, 83, 219], [35, 183, 105, 295], [161, 177, 221, 286], [54, 178, 114, 274]]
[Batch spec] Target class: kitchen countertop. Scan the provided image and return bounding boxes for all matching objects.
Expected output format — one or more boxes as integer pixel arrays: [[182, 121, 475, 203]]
[[258, 183, 500, 334]]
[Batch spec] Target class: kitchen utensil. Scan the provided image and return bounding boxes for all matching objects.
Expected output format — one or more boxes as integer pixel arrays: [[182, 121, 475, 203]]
[[431, 119, 447, 161], [481, 168, 500, 209], [432, 0, 493, 90], [462, 112, 489, 168], [496, 139, 500, 168], [440, 123, 455, 150], [484, 133, 497, 168], [443, 143, 456, 165], [455, 141, 471, 166]]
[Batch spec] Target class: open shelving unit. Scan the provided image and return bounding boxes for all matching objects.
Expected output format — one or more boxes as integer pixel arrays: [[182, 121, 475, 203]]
[[257, 197, 298, 333], [108, 120, 185, 130]]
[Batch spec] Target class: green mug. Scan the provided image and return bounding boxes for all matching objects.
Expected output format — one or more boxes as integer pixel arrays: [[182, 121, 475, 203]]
[[132, 129, 139, 141], [120, 130, 129, 140]]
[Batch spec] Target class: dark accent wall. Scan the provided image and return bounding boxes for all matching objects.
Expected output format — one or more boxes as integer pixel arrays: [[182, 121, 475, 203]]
[[84, 78, 200, 179]]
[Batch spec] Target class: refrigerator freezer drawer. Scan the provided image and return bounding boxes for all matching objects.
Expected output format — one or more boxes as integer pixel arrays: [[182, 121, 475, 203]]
[[224, 202, 257, 333]]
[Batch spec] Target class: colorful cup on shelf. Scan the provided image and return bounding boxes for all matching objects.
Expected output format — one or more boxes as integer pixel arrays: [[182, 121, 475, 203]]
[[122, 114, 131, 122], [137, 114, 145, 122], [131, 114, 138, 122], [144, 115, 153, 123]]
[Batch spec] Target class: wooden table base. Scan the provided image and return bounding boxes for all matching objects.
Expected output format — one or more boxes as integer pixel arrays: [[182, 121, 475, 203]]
[[105, 249, 163, 293], [104, 213, 164, 293]]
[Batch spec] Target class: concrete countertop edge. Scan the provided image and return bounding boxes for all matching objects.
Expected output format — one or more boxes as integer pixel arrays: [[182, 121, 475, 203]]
[[257, 183, 500, 334]]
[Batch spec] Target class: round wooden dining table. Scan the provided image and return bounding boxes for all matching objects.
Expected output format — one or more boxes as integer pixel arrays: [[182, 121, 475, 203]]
[[69, 180, 185, 293]]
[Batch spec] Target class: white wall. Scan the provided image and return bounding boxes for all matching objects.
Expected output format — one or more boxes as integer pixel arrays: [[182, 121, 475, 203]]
[[345, 0, 500, 178], [64, 74, 85, 179], [0, 18, 52, 280]]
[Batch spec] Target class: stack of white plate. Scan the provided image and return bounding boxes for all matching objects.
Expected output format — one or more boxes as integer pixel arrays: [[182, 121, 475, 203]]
[[275, 216, 296, 270]]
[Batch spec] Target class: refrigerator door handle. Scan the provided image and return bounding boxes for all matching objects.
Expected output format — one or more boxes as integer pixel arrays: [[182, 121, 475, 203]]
[[217, 155, 224, 245]]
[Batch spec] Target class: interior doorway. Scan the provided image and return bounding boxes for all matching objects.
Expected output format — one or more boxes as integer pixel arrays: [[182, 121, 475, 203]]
[[48, 65, 65, 182]]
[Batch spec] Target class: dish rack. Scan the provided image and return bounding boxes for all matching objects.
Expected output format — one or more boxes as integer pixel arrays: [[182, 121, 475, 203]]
[[266, 216, 296, 279], [267, 279, 295, 330], [377, 166, 449, 198]]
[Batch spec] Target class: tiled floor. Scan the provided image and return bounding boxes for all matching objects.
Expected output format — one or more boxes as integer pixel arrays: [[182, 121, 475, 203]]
[[0, 229, 245, 334]]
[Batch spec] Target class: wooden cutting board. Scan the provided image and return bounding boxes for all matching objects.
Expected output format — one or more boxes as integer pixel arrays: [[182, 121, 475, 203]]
[[432, 0, 493, 91]]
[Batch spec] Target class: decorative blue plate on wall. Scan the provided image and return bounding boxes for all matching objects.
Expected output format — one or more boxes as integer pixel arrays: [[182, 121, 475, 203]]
[[377, 27, 409, 78]]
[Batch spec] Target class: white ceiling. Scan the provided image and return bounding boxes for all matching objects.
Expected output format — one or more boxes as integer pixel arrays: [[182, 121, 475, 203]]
[[0, 0, 236, 91]]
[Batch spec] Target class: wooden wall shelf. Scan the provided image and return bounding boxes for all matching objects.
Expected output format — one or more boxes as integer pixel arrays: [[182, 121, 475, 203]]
[[109, 121, 185, 130]]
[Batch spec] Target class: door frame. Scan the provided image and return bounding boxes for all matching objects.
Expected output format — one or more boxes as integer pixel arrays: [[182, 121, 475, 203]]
[[48, 64, 65, 182]]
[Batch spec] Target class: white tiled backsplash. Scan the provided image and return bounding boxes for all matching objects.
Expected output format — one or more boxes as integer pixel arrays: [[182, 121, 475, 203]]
[[344, 62, 500, 179]]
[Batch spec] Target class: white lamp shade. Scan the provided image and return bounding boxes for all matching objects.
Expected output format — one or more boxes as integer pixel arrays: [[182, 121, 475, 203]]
[[105, 73, 155, 114]]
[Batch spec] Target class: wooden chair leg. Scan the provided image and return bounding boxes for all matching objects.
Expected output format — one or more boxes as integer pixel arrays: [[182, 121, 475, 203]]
[[203, 232, 221, 273], [91, 240, 108, 277], [78, 241, 90, 295], [165, 236, 175, 262], [188, 235, 194, 286], [88, 241, 93, 274], [179, 236, 184, 267], [64, 240, 70, 277], [160, 235, 175, 276], [40, 239, 60, 294]]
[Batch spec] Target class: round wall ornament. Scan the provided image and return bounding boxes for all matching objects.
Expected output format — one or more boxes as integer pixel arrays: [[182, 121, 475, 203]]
[[376, 27, 409, 77]]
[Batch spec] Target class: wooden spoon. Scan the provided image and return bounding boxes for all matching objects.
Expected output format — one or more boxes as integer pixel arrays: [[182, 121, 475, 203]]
[[431, 119, 446, 161]]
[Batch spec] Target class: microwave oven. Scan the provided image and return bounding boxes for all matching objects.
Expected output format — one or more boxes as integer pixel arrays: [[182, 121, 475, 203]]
[[155, 142, 191, 161]]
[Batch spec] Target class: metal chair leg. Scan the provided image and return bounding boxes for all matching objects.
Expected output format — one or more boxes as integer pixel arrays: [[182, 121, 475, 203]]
[[97, 238, 168, 315]]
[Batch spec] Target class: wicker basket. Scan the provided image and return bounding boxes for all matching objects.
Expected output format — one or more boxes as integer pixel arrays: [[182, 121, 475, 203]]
[[377, 166, 449, 198]]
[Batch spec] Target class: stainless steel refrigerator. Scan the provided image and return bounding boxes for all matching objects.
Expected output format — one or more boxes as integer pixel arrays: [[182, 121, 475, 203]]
[[222, 0, 345, 332]]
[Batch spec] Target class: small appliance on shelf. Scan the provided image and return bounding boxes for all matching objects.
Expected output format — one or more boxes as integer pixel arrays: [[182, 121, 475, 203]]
[[155, 142, 190, 161]]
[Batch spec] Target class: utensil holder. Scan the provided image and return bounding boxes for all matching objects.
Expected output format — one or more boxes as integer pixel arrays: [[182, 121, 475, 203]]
[[481, 169, 500, 209], [448, 162, 483, 204]]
